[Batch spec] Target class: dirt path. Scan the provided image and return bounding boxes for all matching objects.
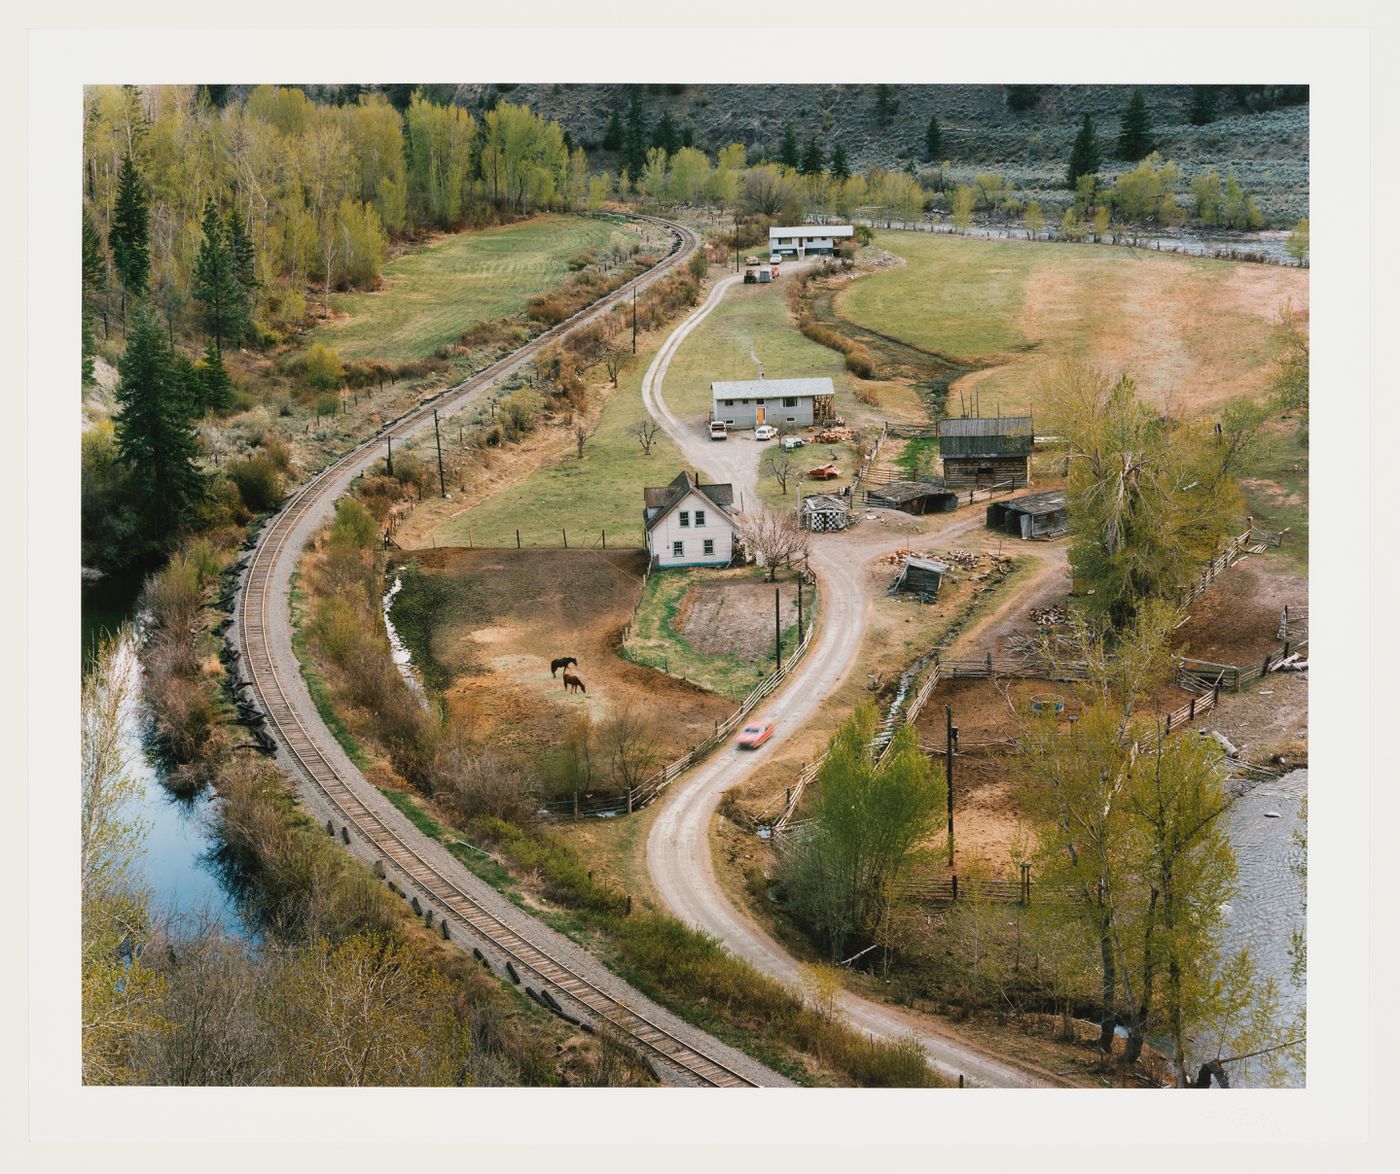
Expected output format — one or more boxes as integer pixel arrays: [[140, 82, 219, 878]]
[[641, 274, 1057, 1088]]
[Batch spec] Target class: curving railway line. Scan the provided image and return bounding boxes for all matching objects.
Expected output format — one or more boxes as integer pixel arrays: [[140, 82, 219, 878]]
[[233, 214, 781, 1088]]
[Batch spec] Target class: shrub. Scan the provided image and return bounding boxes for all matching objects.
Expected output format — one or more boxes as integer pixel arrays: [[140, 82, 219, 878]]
[[226, 456, 283, 513], [314, 393, 339, 418], [433, 743, 540, 825], [303, 343, 344, 391], [688, 250, 710, 280]]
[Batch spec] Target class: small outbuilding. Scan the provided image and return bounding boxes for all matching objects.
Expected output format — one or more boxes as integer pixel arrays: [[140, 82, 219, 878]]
[[986, 490, 1068, 540], [864, 480, 960, 515], [893, 557, 949, 599], [939, 416, 1034, 487], [799, 492, 851, 532]]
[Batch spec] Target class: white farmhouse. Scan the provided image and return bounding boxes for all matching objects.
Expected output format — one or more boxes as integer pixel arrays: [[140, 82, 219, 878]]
[[769, 224, 854, 257], [643, 471, 737, 569]]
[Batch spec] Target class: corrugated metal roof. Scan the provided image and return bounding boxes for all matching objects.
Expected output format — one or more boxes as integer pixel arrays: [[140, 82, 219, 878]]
[[711, 377, 834, 400], [801, 493, 848, 511], [867, 480, 956, 504], [939, 416, 1033, 437], [769, 225, 854, 237], [903, 557, 950, 574], [1003, 490, 1066, 515]]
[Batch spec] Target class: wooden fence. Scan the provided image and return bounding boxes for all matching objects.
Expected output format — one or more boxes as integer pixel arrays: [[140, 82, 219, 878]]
[[1277, 604, 1308, 641], [1176, 526, 1262, 609]]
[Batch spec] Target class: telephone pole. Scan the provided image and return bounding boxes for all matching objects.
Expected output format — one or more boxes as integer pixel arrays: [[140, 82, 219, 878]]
[[432, 410, 446, 497], [632, 288, 637, 354], [945, 704, 957, 866], [774, 586, 782, 670], [386, 433, 393, 478]]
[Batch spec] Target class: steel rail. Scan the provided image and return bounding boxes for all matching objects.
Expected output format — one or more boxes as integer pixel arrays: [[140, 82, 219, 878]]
[[235, 214, 761, 1088]]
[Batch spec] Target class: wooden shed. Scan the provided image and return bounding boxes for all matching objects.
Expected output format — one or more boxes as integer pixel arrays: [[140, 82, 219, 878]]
[[986, 489, 1068, 539], [799, 492, 851, 532], [939, 416, 1033, 487], [864, 480, 960, 515], [893, 556, 949, 598]]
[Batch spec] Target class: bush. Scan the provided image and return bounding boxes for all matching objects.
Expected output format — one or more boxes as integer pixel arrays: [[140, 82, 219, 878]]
[[314, 393, 339, 418], [303, 343, 344, 391], [226, 456, 283, 513], [433, 743, 540, 825], [688, 250, 710, 280]]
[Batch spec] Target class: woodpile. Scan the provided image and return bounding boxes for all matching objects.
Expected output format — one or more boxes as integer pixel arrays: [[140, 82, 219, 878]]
[[813, 427, 861, 444], [876, 547, 927, 567], [1030, 606, 1069, 626]]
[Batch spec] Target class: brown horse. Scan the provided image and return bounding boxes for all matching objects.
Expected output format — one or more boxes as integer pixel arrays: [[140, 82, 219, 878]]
[[562, 672, 586, 694], [550, 656, 578, 677]]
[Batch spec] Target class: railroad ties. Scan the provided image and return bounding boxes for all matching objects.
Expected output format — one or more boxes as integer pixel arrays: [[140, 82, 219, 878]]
[[233, 217, 757, 1090]]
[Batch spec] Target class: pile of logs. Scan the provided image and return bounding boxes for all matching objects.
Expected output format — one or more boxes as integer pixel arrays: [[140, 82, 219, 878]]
[[876, 547, 927, 567], [1030, 606, 1069, 626], [813, 427, 861, 444]]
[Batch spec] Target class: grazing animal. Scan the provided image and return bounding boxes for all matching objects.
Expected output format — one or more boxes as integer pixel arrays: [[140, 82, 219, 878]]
[[562, 672, 586, 694], [550, 656, 578, 677]]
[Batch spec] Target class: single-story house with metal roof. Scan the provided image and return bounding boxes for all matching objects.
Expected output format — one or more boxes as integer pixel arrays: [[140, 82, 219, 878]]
[[711, 376, 834, 430], [864, 480, 960, 515], [643, 471, 738, 568], [769, 225, 854, 256], [893, 557, 949, 598], [939, 416, 1034, 487], [986, 489, 1068, 539]]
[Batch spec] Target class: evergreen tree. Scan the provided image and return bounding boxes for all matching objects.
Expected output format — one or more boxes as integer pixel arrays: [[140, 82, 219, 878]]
[[1005, 85, 1042, 112], [799, 136, 824, 177], [82, 208, 107, 385], [225, 205, 257, 294], [113, 302, 205, 542], [652, 109, 680, 155], [622, 88, 649, 178], [1066, 113, 1102, 190], [680, 123, 695, 149], [778, 124, 800, 170], [829, 141, 851, 182], [602, 107, 624, 151], [109, 156, 150, 297], [1188, 85, 1218, 126], [192, 200, 249, 353], [1117, 89, 1155, 161], [873, 84, 899, 124], [924, 114, 944, 162], [197, 337, 235, 413]]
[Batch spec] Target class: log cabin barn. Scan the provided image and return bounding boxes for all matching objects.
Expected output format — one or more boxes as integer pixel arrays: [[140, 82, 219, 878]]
[[799, 492, 852, 531], [643, 471, 738, 568], [985, 489, 1068, 539], [711, 376, 835, 431], [893, 556, 949, 598], [863, 480, 960, 515], [938, 416, 1034, 487], [768, 224, 854, 257]]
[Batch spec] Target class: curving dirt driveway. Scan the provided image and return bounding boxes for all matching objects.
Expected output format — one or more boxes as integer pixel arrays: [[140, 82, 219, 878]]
[[641, 274, 1059, 1088]]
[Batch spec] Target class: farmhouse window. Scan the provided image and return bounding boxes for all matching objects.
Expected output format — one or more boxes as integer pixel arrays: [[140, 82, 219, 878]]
[[723, 399, 734, 406], [724, 419, 735, 426], [672, 541, 684, 558], [786, 416, 796, 422], [679, 511, 690, 527], [703, 539, 715, 556], [783, 397, 797, 407], [694, 510, 706, 527]]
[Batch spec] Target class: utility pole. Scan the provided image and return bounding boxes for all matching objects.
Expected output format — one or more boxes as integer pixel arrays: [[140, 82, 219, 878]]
[[632, 288, 637, 354], [945, 705, 957, 866], [774, 586, 782, 670], [386, 433, 393, 478], [432, 410, 446, 497], [796, 580, 803, 637]]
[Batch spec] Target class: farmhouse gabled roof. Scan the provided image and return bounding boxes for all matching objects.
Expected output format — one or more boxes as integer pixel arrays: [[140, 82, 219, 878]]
[[711, 377, 834, 401], [643, 471, 736, 532]]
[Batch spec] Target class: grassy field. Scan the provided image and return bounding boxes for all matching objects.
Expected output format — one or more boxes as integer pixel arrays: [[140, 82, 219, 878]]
[[1240, 422, 1309, 573], [308, 215, 628, 363], [838, 232, 1308, 419]]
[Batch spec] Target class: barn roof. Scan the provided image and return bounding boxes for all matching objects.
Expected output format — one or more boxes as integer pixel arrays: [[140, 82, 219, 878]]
[[938, 415, 1034, 457], [643, 471, 735, 532], [866, 480, 956, 505], [711, 377, 835, 401], [1002, 489, 1066, 516], [800, 493, 848, 512]]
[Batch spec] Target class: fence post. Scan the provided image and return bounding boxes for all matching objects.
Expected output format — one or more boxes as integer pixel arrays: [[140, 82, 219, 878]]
[[1262, 653, 1270, 679], [573, 791, 579, 819], [602, 529, 606, 549], [626, 787, 633, 814], [516, 529, 521, 549], [1283, 641, 1290, 661], [1020, 861, 1031, 906], [951, 875, 959, 902], [563, 529, 568, 548], [1165, 712, 1172, 734], [1189, 696, 1196, 722]]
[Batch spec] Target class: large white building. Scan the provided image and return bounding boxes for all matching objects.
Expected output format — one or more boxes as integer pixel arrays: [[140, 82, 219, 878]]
[[711, 376, 834, 430], [769, 224, 854, 256], [643, 471, 738, 569]]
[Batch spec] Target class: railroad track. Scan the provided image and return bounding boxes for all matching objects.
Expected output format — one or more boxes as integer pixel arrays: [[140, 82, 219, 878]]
[[234, 214, 765, 1088]]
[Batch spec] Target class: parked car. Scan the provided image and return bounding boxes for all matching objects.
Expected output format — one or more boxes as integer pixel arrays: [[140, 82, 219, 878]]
[[709, 420, 728, 440], [754, 424, 778, 441], [781, 435, 805, 450], [736, 722, 776, 750]]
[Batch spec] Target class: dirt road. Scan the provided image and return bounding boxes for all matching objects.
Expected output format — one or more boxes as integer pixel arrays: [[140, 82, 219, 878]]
[[641, 272, 1059, 1088]]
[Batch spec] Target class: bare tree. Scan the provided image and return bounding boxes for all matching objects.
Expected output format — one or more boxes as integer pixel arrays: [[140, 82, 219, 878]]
[[603, 348, 628, 387], [629, 417, 662, 455], [432, 741, 540, 824], [761, 448, 795, 494], [573, 418, 597, 459], [597, 704, 660, 793], [736, 507, 811, 582]]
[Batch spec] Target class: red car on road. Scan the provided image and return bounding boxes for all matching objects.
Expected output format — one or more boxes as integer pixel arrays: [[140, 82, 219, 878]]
[[736, 722, 776, 750]]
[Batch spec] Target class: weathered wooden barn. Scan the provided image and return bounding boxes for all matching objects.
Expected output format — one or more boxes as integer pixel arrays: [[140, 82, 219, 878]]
[[986, 489, 1068, 539], [893, 556, 949, 598], [864, 480, 960, 515], [799, 492, 851, 531], [939, 416, 1033, 487]]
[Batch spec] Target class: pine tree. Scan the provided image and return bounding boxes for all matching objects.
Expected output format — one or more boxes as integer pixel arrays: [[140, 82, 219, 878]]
[[799, 136, 824, 177], [924, 114, 943, 162], [197, 337, 235, 413], [873, 84, 899, 125], [193, 200, 249, 354], [109, 156, 150, 297], [225, 205, 257, 294], [652, 109, 680, 155], [830, 141, 851, 182], [1188, 86, 1218, 127], [82, 208, 107, 386], [779, 124, 799, 170], [622, 88, 649, 178], [680, 123, 695, 149], [1117, 89, 1155, 161], [1066, 113, 1102, 190], [113, 302, 205, 542], [602, 108, 624, 152]]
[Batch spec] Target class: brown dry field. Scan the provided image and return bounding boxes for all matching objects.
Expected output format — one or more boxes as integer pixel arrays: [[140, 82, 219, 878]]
[[395, 547, 733, 770], [674, 571, 800, 663]]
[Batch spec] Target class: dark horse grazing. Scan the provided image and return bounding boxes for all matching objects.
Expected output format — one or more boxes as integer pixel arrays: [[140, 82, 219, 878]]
[[562, 672, 586, 694], [550, 656, 578, 678]]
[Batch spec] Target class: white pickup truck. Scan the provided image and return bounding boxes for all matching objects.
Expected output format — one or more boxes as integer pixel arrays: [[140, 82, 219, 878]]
[[709, 420, 728, 441]]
